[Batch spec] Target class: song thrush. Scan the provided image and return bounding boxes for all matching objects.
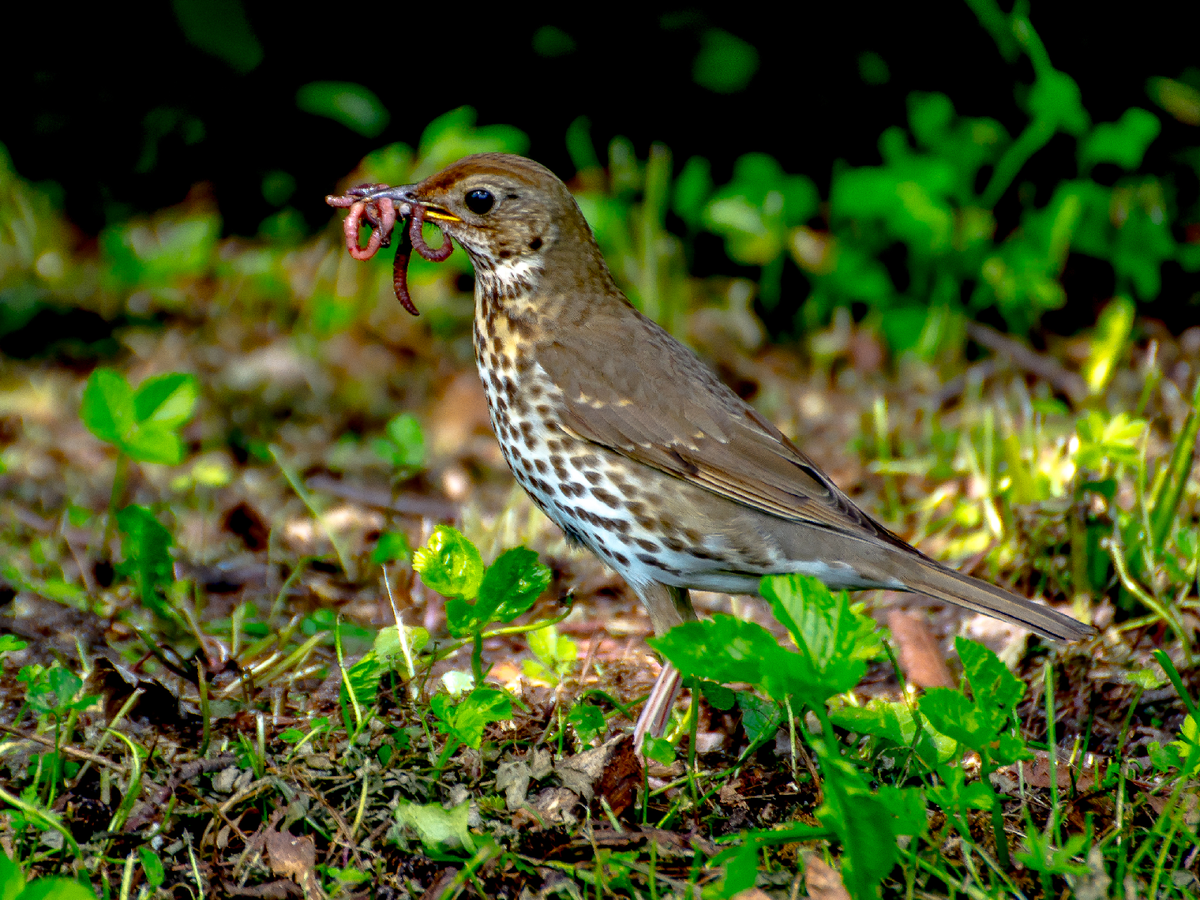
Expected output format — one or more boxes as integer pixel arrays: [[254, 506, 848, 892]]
[[337, 153, 1092, 741]]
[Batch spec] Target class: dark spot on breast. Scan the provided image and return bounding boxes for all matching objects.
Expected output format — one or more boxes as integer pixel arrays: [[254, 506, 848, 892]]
[[591, 488, 619, 507], [499, 249, 512, 259], [534, 459, 549, 474], [584, 471, 602, 485], [529, 237, 542, 251], [637, 553, 658, 566], [506, 193, 519, 200], [635, 538, 658, 552], [611, 552, 628, 566]]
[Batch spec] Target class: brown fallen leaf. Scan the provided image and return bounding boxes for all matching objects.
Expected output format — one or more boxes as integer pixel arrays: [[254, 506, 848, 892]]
[[266, 830, 324, 900], [803, 851, 851, 900], [556, 734, 639, 816], [887, 609, 955, 688]]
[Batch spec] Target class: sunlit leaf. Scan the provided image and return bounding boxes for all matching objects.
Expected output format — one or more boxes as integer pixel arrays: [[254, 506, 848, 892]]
[[395, 800, 475, 854], [81, 368, 135, 444], [413, 525, 484, 600], [431, 686, 512, 749]]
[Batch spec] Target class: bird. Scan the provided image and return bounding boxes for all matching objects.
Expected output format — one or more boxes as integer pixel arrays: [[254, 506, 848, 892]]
[[351, 153, 1093, 743]]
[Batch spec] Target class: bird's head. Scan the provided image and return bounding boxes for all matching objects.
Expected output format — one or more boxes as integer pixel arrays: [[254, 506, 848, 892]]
[[392, 153, 603, 279]]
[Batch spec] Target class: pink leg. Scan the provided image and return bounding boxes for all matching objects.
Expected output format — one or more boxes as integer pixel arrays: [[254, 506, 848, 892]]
[[633, 661, 684, 753]]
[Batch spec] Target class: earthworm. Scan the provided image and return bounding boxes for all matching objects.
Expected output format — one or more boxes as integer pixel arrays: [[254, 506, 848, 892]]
[[408, 204, 453, 262], [326, 183, 453, 315], [392, 215, 417, 315]]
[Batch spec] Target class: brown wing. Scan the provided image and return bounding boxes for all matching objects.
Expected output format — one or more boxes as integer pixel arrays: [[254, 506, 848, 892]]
[[537, 302, 908, 548]]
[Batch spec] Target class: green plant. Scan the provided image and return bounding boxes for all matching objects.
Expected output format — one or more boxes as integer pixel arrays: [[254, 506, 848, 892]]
[[371, 413, 425, 476], [413, 525, 552, 686], [652, 575, 927, 900], [80, 368, 198, 523], [0, 852, 97, 900]]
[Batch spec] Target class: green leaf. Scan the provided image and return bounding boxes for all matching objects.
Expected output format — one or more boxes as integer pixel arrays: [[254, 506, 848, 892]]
[[0, 851, 25, 900], [720, 841, 759, 896], [395, 800, 476, 854], [698, 680, 736, 711], [736, 693, 779, 746], [137, 847, 165, 888], [1015, 829, 1089, 876], [81, 368, 135, 445], [371, 530, 412, 565], [568, 702, 606, 745], [671, 156, 713, 228], [375, 413, 425, 470], [918, 687, 996, 752], [0, 635, 28, 655], [957, 637, 1024, 716], [692, 28, 759, 94], [340, 651, 382, 711], [121, 426, 185, 465], [477, 547, 552, 622], [15, 880, 98, 900], [172, 0, 263, 74], [431, 686, 511, 749], [1083, 296, 1135, 394], [816, 756, 912, 899], [1080, 108, 1161, 171], [927, 765, 996, 814], [641, 735, 675, 766], [115, 505, 175, 619], [416, 107, 529, 175], [650, 615, 805, 703], [1026, 69, 1090, 135], [828, 698, 954, 769], [132, 372, 198, 430], [373, 624, 429, 666], [761, 573, 877, 696], [1146, 76, 1200, 126], [413, 525, 484, 600], [295, 81, 389, 138]]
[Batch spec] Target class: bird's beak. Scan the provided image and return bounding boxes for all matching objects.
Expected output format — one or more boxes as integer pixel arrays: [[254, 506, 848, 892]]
[[358, 184, 462, 223]]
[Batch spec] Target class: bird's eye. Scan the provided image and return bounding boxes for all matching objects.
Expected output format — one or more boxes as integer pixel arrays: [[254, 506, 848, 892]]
[[465, 189, 494, 215]]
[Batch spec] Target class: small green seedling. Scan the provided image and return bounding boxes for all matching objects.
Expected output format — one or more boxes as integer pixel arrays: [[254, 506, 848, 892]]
[[114, 504, 177, 621], [522, 623, 578, 686], [920, 637, 1031, 867], [372, 413, 426, 475], [413, 525, 552, 683]]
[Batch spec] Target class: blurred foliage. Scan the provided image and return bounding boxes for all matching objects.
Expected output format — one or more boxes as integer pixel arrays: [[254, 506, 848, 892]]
[[4, 4, 1200, 357]]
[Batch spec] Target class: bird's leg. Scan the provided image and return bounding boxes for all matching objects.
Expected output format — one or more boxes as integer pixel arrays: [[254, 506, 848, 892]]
[[632, 584, 695, 753], [633, 661, 684, 753]]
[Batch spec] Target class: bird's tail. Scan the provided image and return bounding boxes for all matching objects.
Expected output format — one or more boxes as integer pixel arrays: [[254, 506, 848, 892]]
[[886, 551, 1094, 642]]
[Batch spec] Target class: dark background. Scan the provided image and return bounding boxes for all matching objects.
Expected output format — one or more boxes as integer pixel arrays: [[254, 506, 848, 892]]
[[4, 2, 1196, 240]]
